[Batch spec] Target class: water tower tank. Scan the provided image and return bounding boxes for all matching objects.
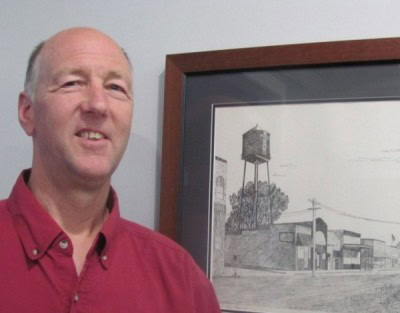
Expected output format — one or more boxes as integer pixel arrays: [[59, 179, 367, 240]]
[[242, 124, 270, 164]]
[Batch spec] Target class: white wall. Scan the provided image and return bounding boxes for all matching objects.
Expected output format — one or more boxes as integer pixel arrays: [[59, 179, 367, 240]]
[[1, 0, 400, 230]]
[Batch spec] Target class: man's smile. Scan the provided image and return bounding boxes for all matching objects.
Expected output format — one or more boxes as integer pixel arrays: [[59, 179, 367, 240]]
[[76, 129, 108, 141]]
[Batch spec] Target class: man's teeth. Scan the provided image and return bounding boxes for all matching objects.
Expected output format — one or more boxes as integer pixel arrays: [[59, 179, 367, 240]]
[[79, 131, 104, 140]]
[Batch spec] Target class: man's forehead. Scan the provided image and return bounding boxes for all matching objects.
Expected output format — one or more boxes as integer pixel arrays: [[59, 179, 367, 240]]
[[41, 28, 130, 66], [50, 37, 124, 58], [45, 27, 122, 50], [37, 29, 132, 79], [44, 50, 132, 73]]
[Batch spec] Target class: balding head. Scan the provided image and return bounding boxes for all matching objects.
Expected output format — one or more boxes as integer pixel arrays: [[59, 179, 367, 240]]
[[18, 27, 134, 187], [24, 27, 131, 99]]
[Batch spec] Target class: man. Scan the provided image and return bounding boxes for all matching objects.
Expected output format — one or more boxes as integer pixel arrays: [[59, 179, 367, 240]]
[[0, 27, 221, 312]]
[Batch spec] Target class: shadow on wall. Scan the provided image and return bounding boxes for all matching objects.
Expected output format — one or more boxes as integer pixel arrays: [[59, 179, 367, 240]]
[[0, 140, 33, 199], [112, 131, 158, 229]]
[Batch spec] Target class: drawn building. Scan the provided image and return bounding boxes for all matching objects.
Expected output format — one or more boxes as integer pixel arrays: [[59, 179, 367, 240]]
[[361, 238, 392, 269], [329, 230, 372, 270], [327, 231, 341, 270], [212, 156, 227, 276], [385, 245, 400, 268], [224, 218, 328, 271]]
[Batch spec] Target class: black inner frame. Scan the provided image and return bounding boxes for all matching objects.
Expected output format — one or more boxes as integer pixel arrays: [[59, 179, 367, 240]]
[[179, 62, 400, 279]]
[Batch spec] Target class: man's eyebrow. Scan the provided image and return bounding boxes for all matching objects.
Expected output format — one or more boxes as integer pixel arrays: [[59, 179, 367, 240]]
[[106, 70, 131, 82], [53, 68, 89, 81], [52, 68, 132, 90]]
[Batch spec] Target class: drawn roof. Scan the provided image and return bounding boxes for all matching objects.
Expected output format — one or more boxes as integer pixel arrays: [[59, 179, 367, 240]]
[[275, 211, 312, 224]]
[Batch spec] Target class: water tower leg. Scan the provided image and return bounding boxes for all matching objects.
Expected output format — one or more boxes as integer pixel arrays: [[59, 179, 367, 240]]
[[254, 161, 259, 229], [266, 161, 271, 225], [239, 161, 247, 230]]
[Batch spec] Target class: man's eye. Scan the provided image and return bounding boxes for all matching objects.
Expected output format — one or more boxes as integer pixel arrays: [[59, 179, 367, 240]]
[[62, 81, 82, 88], [109, 84, 125, 93]]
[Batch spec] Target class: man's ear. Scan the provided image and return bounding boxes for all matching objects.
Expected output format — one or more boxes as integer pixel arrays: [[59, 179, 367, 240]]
[[18, 92, 35, 136]]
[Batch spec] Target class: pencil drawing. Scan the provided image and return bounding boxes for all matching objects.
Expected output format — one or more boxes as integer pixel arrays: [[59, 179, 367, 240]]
[[211, 101, 400, 313]]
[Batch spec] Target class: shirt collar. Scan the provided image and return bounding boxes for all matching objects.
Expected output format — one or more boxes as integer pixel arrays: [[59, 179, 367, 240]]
[[7, 169, 121, 263], [98, 185, 121, 264]]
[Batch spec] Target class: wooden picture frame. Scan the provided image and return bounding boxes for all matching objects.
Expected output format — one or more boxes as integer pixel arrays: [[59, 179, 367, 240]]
[[160, 38, 400, 313]]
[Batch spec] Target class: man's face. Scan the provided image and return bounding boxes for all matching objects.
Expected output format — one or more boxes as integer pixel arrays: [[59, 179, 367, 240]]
[[24, 29, 133, 185]]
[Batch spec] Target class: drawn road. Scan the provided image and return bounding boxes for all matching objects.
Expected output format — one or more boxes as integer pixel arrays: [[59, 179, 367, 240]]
[[213, 268, 400, 313]]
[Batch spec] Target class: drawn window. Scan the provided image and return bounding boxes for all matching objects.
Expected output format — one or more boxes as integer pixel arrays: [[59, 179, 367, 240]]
[[215, 176, 225, 200]]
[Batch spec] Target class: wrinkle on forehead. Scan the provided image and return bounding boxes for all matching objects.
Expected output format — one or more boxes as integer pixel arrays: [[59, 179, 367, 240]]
[[36, 27, 132, 89], [41, 28, 130, 68]]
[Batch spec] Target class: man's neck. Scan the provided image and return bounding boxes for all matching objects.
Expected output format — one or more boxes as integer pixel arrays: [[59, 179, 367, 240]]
[[28, 168, 110, 237], [27, 168, 111, 275]]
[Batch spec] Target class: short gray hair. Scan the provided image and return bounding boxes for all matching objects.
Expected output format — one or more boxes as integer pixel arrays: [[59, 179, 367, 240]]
[[24, 41, 46, 99]]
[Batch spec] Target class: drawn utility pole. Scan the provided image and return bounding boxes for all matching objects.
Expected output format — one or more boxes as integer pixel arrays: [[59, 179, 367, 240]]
[[308, 198, 320, 277]]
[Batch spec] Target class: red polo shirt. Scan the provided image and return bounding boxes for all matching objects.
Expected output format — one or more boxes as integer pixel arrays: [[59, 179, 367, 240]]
[[0, 171, 221, 313]]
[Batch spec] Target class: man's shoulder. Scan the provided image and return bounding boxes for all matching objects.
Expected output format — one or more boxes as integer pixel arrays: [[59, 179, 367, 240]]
[[0, 198, 10, 217], [0, 198, 14, 231]]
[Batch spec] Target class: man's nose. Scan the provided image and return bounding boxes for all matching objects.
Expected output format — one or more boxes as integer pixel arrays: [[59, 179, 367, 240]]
[[82, 84, 108, 116]]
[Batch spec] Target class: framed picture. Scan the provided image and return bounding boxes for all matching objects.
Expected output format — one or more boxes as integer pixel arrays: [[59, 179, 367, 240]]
[[160, 38, 400, 313]]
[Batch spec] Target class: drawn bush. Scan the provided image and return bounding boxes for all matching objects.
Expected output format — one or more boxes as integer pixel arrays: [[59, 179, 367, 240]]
[[226, 181, 289, 233]]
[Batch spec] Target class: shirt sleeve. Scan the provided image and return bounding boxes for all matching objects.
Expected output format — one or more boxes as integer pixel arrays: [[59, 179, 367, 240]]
[[183, 253, 221, 313]]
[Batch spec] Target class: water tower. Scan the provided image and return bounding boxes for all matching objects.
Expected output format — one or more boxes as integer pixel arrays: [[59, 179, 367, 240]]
[[240, 124, 271, 229]]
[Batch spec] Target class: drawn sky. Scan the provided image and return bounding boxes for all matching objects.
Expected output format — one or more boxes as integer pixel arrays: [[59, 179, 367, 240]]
[[213, 100, 400, 245]]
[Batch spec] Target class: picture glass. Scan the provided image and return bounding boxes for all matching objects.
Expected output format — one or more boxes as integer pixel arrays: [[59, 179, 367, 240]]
[[210, 99, 400, 313]]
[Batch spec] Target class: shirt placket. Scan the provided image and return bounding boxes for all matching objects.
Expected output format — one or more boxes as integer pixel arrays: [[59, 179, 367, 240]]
[[45, 235, 81, 313], [68, 238, 108, 313]]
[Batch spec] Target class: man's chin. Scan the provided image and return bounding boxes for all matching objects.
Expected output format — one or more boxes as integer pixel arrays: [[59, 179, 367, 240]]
[[70, 165, 115, 187]]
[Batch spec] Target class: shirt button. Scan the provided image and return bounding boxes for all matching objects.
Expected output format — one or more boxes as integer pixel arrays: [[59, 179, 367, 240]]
[[74, 293, 79, 302], [59, 240, 69, 249], [102, 255, 108, 261], [32, 248, 39, 256]]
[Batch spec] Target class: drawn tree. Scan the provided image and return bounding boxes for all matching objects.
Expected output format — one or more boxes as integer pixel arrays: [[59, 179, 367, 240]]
[[225, 181, 289, 233]]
